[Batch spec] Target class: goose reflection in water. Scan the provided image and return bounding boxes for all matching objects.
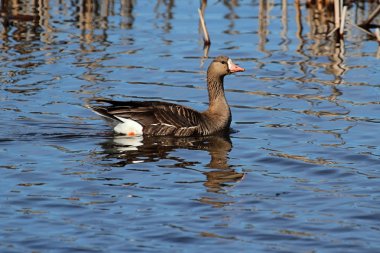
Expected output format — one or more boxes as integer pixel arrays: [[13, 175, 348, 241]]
[[99, 134, 245, 195]]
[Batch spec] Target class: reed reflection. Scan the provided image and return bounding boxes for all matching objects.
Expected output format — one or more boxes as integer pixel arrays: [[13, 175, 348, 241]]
[[0, 0, 137, 44], [223, 0, 239, 33], [0, 0, 41, 41], [120, 0, 135, 29], [301, 1, 351, 81], [281, 0, 289, 51], [99, 134, 245, 195], [154, 0, 174, 33]]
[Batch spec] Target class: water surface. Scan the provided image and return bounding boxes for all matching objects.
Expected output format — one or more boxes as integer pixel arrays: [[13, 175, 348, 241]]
[[1, 1, 380, 252]]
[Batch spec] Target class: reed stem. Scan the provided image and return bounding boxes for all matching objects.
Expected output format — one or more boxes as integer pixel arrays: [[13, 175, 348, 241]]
[[339, 5, 347, 36], [198, 8, 211, 46], [334, 0, 340, 30], [361, 5, 380, 27]]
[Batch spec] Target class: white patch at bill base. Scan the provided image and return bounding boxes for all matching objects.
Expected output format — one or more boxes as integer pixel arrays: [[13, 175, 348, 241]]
[[113, 117, 143, 136], [227, 58, 233, 69]]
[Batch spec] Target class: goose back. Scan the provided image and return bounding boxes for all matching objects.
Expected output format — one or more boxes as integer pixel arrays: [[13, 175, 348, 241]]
[[90, 99, 212, 136]]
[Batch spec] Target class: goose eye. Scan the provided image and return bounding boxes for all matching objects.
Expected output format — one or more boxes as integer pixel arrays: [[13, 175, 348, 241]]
[[221, 61, 226, 64]]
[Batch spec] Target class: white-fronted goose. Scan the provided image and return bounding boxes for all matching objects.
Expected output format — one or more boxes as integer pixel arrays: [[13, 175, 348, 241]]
[[88, 56, 245, 137]]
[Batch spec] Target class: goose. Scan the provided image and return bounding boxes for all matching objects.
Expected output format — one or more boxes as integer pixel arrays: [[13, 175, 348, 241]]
[[87, 56, 245, 137]]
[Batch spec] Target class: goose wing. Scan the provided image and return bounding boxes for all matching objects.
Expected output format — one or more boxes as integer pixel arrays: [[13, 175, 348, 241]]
[[89, 99, 205, 136]]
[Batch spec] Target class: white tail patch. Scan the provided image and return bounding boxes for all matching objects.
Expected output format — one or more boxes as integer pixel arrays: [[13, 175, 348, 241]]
[[114, 117, 143, 136]]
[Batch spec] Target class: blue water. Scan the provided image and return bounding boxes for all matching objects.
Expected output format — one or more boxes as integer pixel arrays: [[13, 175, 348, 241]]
[[1, 0, 380, 252]]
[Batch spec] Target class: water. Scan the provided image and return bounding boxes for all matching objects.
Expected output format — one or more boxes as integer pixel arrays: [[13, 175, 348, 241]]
[[1, 0, 380, 252]]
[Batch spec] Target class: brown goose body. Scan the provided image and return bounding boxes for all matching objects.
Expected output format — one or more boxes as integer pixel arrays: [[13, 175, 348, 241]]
[[88, 56, 245, 137]]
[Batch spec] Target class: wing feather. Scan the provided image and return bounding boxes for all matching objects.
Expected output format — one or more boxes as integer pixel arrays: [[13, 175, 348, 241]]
[[88, 99, 205, 136]]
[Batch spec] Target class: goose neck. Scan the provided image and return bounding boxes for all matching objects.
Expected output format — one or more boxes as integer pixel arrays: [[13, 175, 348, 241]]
[[207, 74, 225, 103], [207, 74, 230, 115]]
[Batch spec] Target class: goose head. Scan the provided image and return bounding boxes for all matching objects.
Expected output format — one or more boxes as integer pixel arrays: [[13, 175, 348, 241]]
[[207, 56, 245, 77]]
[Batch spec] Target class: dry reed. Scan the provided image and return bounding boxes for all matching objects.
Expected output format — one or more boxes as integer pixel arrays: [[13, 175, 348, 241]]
[[198, 8, 211, 46]]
